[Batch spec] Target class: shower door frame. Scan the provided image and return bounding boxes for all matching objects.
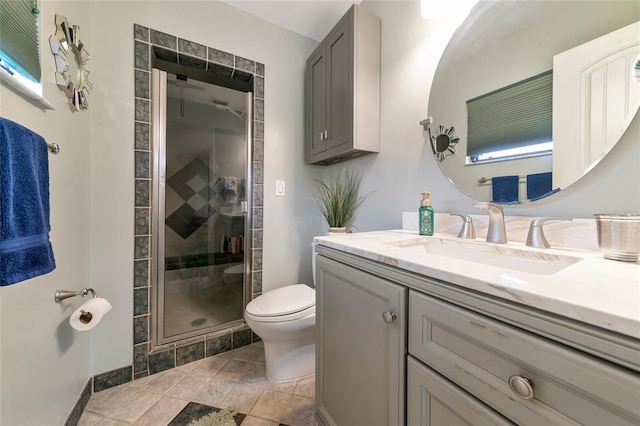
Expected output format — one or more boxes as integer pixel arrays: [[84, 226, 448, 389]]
[[150, 68, 253, 347]]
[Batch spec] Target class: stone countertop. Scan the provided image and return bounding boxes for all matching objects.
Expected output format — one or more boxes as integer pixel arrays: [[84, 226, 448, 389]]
[[314, 230, 640, 339]]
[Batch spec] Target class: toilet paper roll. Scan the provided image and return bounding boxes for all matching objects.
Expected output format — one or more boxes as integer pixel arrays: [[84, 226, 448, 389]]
[[69, 298, 113, 331]]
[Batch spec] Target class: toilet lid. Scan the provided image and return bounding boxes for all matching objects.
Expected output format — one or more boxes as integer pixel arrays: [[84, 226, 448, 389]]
[[246, 284, 315, 317], [223, 264, 244, 275]]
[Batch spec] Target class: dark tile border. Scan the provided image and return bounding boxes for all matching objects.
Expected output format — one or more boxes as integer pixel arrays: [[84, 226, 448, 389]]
[[93, 365, 133, 393], [64, 378, 92, 426], [132, 24, 264, 380]]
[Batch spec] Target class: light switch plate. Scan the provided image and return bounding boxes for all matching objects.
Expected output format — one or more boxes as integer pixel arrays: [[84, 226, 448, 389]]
[[275, 180, 286, 197]]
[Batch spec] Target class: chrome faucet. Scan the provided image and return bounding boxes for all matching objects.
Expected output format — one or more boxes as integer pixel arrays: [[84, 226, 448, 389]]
[[526, 218, 572, 248], [450, 213, 476, 239], [473, 202, 507, 244]]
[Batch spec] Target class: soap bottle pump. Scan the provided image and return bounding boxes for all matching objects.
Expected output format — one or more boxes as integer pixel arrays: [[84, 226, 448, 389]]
[[419, 192, 434, 236]]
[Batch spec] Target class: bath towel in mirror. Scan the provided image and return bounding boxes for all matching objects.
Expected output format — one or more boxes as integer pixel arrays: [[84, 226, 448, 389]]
[[491, 175, 519, 203], [527, 172, 553, 201], [0, 117, 56, 286]]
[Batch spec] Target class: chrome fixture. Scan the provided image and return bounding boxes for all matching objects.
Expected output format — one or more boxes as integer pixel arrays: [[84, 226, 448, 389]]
[[47, 143, 60, 154], [508, 375, 535, 400], [54, 287, 97, 303], [419, 116, 432, 131], [473, 202, 507, 244], [526, 218, 572, 248], [450, 213, 476, 239], [382, 310, 397, 324]]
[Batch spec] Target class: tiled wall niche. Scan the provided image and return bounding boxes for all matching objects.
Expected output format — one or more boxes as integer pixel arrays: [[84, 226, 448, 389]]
[[128, 24, 264, 385]]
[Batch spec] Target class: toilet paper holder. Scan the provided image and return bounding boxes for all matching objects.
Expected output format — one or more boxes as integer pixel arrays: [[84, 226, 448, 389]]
[[54, 288, 98, 303]]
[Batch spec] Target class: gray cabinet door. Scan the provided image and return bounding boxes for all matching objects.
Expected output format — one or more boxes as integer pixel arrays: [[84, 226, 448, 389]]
[[326, 15, 352, 151], [307, 46, 327, 157], [407, 356, 513, 426], [316, 255, 406, 426]]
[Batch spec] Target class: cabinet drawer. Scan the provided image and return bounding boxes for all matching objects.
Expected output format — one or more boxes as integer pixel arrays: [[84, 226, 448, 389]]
[[408, 356, 512, 426], [409, 290, 640, 425]]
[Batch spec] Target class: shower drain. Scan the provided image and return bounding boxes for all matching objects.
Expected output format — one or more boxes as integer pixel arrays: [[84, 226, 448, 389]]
[[191, 318, 207, 327]]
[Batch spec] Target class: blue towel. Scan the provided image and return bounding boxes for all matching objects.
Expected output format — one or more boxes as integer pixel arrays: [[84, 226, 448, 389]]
[[491, 175, 519, 203], [0, 117, 55, 286], [527, 172, 553, 201]]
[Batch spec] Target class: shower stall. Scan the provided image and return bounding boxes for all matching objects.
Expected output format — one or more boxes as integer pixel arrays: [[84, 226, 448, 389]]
[[151, 68, 252, 346]]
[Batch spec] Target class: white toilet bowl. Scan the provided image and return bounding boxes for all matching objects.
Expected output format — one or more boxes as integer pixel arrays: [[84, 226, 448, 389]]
[[223, 263, 244, 287], [244, 284, 316, 380]]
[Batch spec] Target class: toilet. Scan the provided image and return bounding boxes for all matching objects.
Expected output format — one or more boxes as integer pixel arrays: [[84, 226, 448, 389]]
[[244, 244, 318, 380], [244, 284, 316, 380], [222, 263, 244, 287]]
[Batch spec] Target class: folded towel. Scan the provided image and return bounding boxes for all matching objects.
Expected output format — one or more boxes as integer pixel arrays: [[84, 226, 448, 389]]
[[526, 172, 553, 201], [0, 117, 55, 286], [491, 175, 519, 203]]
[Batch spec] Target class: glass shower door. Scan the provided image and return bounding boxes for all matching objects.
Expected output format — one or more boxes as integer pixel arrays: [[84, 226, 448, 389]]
[[152, 69, 250, 345]]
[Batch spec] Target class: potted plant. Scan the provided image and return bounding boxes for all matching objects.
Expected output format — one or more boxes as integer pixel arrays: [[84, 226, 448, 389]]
[[313, 168, 369, 233]]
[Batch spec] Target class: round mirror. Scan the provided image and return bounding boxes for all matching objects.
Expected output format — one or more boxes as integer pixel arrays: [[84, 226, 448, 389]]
[[428, 1, 640, 204], [49, 14, 92, 111]]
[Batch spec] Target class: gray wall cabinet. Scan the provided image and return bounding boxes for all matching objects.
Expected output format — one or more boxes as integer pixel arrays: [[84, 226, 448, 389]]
[[305, 5, 380, 165], [314, 245, 640, 426], [315, 255, 406, 426]]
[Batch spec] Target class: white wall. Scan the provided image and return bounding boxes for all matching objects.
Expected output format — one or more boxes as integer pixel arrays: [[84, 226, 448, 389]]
[[0, 2, 93, 424], [88, 0, 319, 374]]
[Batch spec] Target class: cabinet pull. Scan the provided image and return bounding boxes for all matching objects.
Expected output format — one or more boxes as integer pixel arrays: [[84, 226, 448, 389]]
[[382, 310, 396, 324], [320, 131, 324, 141], [324, 130, 328, 140], [508, 375, 535, 400]]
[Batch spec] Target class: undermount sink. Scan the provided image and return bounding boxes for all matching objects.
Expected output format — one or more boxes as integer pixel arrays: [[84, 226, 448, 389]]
[[384, 237, 582, 275]]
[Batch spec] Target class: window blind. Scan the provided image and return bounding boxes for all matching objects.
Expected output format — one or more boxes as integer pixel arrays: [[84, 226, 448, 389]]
[[0, 0, 41, 82], [466, 70, 552, 157]]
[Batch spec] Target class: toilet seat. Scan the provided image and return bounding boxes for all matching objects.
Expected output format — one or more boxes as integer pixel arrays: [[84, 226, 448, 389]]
[[223, 264, 244, 275], [246, 284, 315, 322]]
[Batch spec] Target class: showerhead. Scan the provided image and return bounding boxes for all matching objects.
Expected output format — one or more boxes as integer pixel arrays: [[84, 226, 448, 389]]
[[210, 98, 246, 122]]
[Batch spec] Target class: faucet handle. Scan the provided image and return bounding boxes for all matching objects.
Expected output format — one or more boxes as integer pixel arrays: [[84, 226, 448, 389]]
[[526, 218, 573, 248], [450, 214, 476, 239]]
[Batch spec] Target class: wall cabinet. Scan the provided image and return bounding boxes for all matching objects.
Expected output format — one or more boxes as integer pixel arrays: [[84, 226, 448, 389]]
[[315, 255, 406, 426], [305, 5, 380, 165], [315, 246, 640, 426]]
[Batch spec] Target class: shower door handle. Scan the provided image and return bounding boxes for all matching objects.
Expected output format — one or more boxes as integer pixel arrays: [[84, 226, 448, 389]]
[[240, 201, 248, 213]]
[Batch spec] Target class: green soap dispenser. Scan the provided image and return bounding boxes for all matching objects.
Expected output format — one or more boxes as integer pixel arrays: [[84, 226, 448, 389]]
[[419, 192, 434, 236]]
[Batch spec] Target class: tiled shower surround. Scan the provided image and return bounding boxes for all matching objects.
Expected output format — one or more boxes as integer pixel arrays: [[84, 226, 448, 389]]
[[95, 25, 266, 393]]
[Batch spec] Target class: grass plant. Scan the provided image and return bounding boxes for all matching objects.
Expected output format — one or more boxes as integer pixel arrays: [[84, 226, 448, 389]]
[[313, 168, 369, 229]]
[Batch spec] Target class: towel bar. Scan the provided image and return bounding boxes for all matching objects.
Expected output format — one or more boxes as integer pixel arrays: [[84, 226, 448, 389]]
[[47, 143, 60, 154], [478, 176, 525, 184]]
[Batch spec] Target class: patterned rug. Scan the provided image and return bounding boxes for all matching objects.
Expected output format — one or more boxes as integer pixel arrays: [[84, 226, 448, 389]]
[[169, 402, 292, 426]]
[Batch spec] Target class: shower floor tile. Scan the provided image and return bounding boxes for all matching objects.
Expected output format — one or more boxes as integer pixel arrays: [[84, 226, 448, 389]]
[[164, 283, 244, 337], [79, 343, 317, 426]]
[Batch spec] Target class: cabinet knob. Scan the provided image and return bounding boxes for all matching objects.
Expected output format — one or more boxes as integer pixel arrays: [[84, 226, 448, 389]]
[[382, 310, 396, 324], [508, 375, 535, 400]]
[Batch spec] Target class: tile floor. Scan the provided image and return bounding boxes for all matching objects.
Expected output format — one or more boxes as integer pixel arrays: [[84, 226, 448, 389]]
[[78, 343, 317, 426]]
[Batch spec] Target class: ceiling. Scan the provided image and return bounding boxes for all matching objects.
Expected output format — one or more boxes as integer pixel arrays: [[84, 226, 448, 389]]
[[220, 0, 361, 42]]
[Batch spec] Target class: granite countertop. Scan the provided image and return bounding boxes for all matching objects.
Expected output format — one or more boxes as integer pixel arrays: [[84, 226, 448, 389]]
[[314, 230, 640, 339]]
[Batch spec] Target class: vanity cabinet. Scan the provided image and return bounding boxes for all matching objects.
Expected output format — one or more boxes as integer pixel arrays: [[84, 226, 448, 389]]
[[305, 4, 380, 165], [315, 255, 406, 426], [409, 290, 640, 426], [314, 245, 640, 426]]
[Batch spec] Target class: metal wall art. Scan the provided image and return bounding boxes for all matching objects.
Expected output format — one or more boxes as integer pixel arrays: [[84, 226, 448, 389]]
[[49, 14, 92, 111], [429, 125, 459, 162]]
